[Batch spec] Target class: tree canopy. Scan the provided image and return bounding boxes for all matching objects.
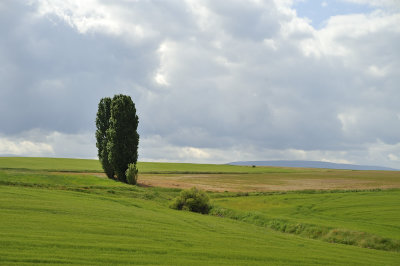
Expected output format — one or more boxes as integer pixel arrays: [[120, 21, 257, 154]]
[[96, 94, 139, 184], [95, 97, 114, 179]]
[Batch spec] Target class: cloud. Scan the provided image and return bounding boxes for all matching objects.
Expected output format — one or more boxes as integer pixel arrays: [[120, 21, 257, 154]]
[[0, 136, 54, 156], [0, 129, 96, 159], [341, 0, 400, 9], [0, 0, 399, 168]]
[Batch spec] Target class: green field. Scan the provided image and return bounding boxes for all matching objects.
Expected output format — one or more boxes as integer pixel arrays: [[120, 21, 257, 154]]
[[0, 157, 103, 172], [0, 157, 302, 173], [212, 190, 400, 248], [1, 157, 399, 265]]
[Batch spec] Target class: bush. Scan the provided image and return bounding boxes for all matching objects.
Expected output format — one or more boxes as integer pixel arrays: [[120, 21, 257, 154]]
[[125, 163, 138, 185], [170, 187, 211, 214]]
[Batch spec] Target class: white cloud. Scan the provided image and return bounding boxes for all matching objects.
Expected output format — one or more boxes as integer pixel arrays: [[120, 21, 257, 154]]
[[184, 0, 216, 31], [179, 147, 211, 160], [299, 11, 400, 58], [337, 112, 358, 133], [0, 136, 54, 156], [321, 158, 352, 164], [139, 136, 214, 163], [154, 41, 173, 86], [0, 130, 95, 159], [263, 38, 278, 50], [154, 73, 169, 86], [364, 140, 400, 168], [35, 0, 120, 34], [34, 0, 156, 42], [388, 153, 399, 161], [44, 131, 96, 158], [341, 0, 400, 9], [367, 65, 387, 77]]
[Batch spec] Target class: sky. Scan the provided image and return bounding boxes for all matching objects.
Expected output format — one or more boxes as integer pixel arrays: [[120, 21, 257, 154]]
[[0, 0, 399, 168]]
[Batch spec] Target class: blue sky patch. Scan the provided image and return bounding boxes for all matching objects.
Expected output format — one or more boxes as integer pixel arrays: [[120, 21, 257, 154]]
[[293, 0, 375, 28]]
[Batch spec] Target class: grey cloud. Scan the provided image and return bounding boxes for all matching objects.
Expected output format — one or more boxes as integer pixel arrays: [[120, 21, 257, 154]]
[[0, 0, 399, 168], [0, 1, 159, 135], [207, 0, 281, 40]]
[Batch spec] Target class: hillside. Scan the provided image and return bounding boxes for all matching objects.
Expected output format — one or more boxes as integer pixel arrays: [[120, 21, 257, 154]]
[[0, 157, 399, 265]]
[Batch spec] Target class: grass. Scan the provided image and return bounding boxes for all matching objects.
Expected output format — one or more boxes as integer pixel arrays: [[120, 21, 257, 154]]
[[2, 157, 399, 192], [0, 169, 121, 188], [1, 157, 400, 264], [1, 173, 400, 265], [0, 157, 302, 173], [0, 157, 103, 172], [137, 161, 299, 174], [212, 190, 400, 250]]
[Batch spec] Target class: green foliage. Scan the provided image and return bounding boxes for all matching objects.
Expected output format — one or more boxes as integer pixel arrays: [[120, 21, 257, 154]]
[[96, 97, 114, 179], [170, 187, 211, 214], [126, 163, 138, 185], [107, 94, 139, 183], [95, 94, 139, 183]]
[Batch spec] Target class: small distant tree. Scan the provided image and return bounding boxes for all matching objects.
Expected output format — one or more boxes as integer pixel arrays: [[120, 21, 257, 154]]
[[95, 97, 114, 179], [107, 94, 139, 183]]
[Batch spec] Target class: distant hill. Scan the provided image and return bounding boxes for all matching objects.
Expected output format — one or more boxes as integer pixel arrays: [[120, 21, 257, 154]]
[[229, 160, 398, 171]]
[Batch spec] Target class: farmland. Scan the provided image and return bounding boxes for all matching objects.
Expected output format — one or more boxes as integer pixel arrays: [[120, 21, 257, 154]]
[[0, 157, 399, 265], [1, 157, 399, 192], [212, 190, 400, 250]]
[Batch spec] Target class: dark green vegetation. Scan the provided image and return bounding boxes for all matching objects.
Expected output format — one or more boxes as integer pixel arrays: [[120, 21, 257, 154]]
[[96, 97, 114, 179], [170, 187, 211, 214], [1, 157, 399, 264], [96, 94, 139, 183]]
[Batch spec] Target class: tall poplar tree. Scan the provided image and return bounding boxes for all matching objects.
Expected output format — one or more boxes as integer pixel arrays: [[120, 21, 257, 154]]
[[95, 97, 114, 179], [106, 94, 139, 183]]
